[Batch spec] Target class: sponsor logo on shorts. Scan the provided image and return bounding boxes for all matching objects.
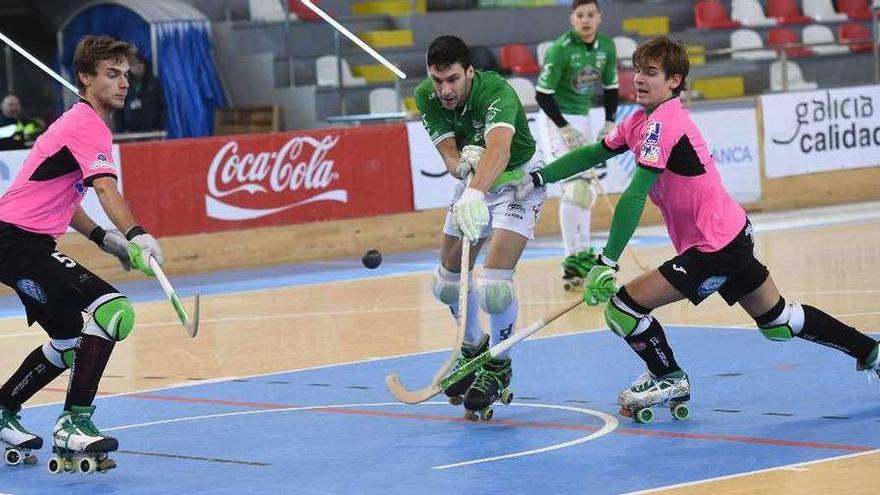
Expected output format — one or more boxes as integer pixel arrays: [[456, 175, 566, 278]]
[[672, 263, 687, 275], [697, 275, 729, 298], [16, 279, 47, 304]]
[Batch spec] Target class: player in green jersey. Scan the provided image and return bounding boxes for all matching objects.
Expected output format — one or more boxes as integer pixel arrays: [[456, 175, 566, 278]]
[[535, 0, 619, 291], [414, 35, 546, 420]]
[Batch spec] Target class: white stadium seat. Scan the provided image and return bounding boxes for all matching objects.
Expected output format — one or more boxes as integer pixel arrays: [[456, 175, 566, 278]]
[[613, 36, 638, 68], [803, 25, 849, 55], [368, 88, 401, 114], [731, 29, 778, 61], [507, 77, 537, 107], [536, 41, 553, 66], [731, 0, 778, 27], [803, 0, 849, 22], [770, 60, 819, 91], [315, 55, 366, 87]]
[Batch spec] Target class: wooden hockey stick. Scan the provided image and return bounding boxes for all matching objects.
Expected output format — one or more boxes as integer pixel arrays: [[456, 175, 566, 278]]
[[386, 298, 582, 404], [150, 257, 200, 338]]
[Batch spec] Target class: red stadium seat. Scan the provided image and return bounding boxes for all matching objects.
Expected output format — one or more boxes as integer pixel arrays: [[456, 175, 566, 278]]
[[499, 44, 540, 76], [839, 22, 874, 52], [289, 0, 322, 21], [768, 27, 815, 56], [695, 1, 741, 29], [618, 69, 636, 102], [837, 0, 873, 20], [767, 0, 813, 24]]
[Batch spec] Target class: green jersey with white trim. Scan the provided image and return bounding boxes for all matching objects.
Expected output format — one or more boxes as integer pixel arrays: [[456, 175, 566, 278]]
[[536, 31, 618, 115], [414, 70, 536, 170]]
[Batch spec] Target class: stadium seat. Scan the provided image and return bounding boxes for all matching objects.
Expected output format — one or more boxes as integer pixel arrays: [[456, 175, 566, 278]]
[[803, 0, 848, 22], [837, 0, 873, 20], [315, 55, 367, 87], [695, 1, 741, 29], [368, 88, 402, 114], [731, 0, 777, 26], [839, 22, 874, 52], [803, 24, 849, 55], [249, 0, 294, 21], [730, 29, 778, 60], [506, 77, 537, 107], [613, 36, 638, 68], [768, 27, 815, 57], [770, 60, 818, 91], [288, 0, 321, 20], [767, 0, 812, 24], [618, 69, 637, 102], [536, 41, 553, 66], [499, 44, 540, 75]]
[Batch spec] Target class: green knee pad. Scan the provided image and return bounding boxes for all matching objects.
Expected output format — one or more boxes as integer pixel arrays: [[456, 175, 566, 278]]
[[94, 297, 136, 341], [758, 324, 795, 342], [604, 302, 640, 338]]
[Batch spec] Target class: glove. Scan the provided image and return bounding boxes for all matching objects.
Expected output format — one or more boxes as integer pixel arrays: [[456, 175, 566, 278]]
[[491, 169, 544, 200], [125, 226, 164, 277], [582, 254, 619, 306], [596, 120, 616, 142], [452, 187, 489, 243], [559, 124, 587, 149], [455, 145, 485, 180], [89, 227, 131, 271]]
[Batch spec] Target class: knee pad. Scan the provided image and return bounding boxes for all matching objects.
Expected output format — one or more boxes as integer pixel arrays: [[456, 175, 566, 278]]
[[84, 295, 135, 342], [41, 337, 78, 369], [562, 179, 596, 209], [432, 266, 461, 306], [604, 290, 654, 338], [477, 268, 515, 315], [755, 297, 804, 342]]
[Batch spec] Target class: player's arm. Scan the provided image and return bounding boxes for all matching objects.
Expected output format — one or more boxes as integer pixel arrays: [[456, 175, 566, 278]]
[[92, 176, 165, 272], [600, 166, 660, 263], [70, 205, 99, 237], [435, 137, 462, 177], [71, 203, 133, 271], [469, 126, 513, 193], [535, 92, 568, 128], [598, 39, 620, 139]]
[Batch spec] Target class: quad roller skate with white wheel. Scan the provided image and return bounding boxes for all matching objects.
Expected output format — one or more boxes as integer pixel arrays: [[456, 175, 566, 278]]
[[617, 370, 691, 424], [463, 357, 513, 422], [562, 248, 598, 292], [48, 405, 117, 474], [444, 335, 490, 406], [0, 406, 41, 467]]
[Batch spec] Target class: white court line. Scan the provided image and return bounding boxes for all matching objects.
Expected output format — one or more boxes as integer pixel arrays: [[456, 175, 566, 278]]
[[102, 401, 617, 470], [621, 448, 880, 495]]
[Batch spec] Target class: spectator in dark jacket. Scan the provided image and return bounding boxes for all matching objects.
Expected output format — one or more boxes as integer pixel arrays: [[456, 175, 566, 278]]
[[118, 54, 165, 132]]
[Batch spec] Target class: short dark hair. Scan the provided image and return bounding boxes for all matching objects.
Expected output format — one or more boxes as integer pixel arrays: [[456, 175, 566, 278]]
[[426, 35, 471, 71], [571, 0, 599, 10], [632, 36, 689, 95], [73, 35, 137, 91]]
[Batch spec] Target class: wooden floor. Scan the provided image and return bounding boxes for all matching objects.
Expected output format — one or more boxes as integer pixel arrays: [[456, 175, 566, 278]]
[[1, 210, 878, 493]]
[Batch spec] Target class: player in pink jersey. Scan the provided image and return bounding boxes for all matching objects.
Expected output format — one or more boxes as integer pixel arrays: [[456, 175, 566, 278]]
[[493, 37, 879, 422], [0, 36, 164, 472]]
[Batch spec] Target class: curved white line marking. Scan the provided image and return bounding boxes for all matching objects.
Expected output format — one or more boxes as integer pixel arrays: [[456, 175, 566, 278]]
[[103, 401, 618, 469], [431, 403, 618, 470]]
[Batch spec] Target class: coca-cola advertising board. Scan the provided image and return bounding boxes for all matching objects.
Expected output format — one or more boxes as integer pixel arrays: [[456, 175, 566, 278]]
[[120, 124, 413, 236]]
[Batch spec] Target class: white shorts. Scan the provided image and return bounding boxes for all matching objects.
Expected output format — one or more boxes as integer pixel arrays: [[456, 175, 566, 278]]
[[536, 112, 595, 184], [443, 152, 547, 240]]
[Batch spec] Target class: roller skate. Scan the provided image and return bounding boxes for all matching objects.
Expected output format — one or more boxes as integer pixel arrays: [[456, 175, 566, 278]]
[[463, 357, 513, 422], [0, 406, 41, 466], [444, 335, 490, 405], [617, 370, 691, 424], [562, 247, 598, 292], [48, 405, 118, 474]]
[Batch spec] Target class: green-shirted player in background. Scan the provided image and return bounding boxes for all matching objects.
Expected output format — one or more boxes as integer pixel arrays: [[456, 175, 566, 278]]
[[536, 0, 618, 291], [414, 35, 547, 420]]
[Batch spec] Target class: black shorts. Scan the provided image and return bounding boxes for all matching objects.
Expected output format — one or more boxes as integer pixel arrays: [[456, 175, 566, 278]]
[[0, 222, 119, 339], [658, 220, 769, 306]]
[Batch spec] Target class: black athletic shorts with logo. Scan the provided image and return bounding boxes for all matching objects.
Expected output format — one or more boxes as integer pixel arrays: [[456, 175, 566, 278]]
[[658, 220, 769, 306], [0, 222, 119, 339]]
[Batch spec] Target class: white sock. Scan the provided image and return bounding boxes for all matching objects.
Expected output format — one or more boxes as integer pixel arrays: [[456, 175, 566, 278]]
[[560, 201, 591, 256]]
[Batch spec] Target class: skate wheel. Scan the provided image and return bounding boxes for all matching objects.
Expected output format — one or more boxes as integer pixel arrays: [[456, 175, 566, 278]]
[[479, 407, 493, 422], [80, 457, 96, 474], [464, 410, 479, 422], [47, 456, 63, 475], [499, 389, 513, 405], [671, 403, 690, 421], [448, 395, 463, 406], [5, 448, 21, 466], [634, 408, 654, 424]]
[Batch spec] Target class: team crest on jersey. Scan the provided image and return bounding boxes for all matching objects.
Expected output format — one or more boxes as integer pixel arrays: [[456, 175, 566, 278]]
[[89, 152, 113, 170], [571, 68, 599, 94], [697, 275, 729, 298], [486, 98, 502, 122], [640, 144, 660, 163], [644, 121, 662, 144], [16, 278, 47, 304]]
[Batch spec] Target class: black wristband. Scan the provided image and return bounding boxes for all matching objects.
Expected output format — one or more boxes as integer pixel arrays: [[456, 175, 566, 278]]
[[88, 226, 106, 246], [530, 171, 545, 188], [125, 225, 148, 241]]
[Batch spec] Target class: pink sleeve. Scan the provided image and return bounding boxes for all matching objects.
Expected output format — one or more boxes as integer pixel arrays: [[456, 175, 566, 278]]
[[635, 117, 681, 172], [602, 116, 630, 152], [68, 121, 117, 183]]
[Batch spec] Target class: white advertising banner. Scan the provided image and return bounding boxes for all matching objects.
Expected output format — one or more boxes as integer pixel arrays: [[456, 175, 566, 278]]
[[0, 145, 123, 230], [408, 103, 761, 210], [761, 85, 880, 178]]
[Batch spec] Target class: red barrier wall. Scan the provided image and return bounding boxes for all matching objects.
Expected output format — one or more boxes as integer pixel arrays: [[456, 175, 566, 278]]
[[120, 124, 413, 237]]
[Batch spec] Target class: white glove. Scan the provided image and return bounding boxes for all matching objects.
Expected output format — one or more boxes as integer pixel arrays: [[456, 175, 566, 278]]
[[455, 145, 485, 180], [452, 187, 489, 243], [559, 124, 587, 149], [597, 120, 616, 142], [89, 227, 131, 271], [126, 226, 164, 276]]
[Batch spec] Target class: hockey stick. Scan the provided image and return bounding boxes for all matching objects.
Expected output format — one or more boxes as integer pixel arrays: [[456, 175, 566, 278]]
[[149, 257, 200, 338], [386, 297, 582, 404], [591, 166, 650, 273]]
